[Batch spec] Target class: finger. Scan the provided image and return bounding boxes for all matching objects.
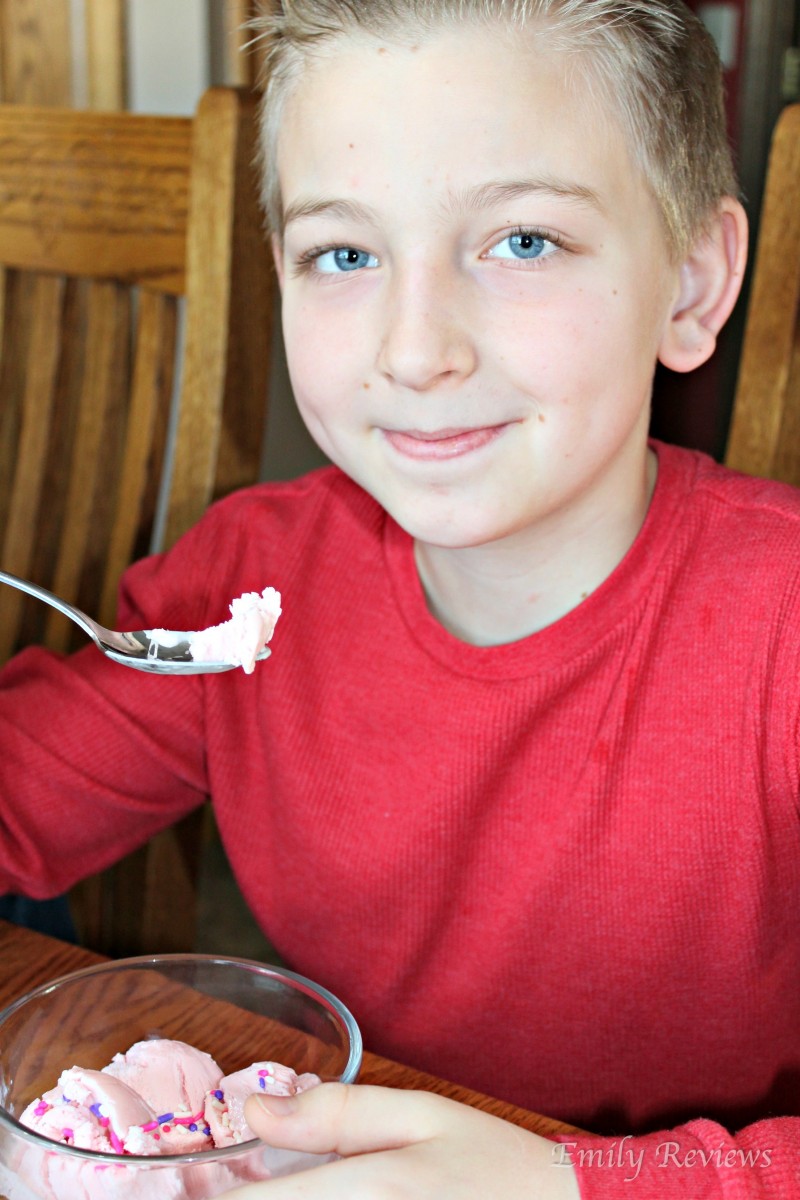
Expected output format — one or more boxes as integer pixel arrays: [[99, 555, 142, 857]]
[[242, 1082, 455, 1158]]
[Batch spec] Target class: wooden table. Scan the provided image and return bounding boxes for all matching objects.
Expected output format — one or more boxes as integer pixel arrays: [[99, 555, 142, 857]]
[[0, 919, 576, 1141]]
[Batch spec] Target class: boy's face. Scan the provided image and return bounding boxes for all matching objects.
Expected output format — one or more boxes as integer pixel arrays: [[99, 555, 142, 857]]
[[274, 25, 682, 551]]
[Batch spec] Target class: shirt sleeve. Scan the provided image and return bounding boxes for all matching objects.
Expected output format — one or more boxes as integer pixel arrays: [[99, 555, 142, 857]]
[[0, 493, 250, 900], [561, 1117, 800, 1197]]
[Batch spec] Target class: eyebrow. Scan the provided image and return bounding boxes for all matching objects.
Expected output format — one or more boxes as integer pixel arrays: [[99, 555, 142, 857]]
[[282, 177, 603, 228], [283, 197, 377, 228], [453, 177, 604, 215]]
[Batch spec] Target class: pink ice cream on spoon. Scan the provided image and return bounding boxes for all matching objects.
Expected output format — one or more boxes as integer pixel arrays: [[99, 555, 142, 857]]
[[147, 587, 282, 675]]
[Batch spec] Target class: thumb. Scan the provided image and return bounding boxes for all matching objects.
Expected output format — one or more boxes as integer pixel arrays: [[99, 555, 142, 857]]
[[244, 1081, 449, 1157]]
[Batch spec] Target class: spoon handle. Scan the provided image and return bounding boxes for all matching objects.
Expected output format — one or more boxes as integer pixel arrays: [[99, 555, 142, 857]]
[[0, 569, 99, 643]]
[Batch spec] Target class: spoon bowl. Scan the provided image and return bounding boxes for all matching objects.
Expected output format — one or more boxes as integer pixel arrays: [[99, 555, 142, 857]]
[[0, 570, 270, 674]]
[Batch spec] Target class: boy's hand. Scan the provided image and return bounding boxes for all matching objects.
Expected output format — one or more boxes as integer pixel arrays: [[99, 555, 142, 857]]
[[220, 1082, 580, 1198]]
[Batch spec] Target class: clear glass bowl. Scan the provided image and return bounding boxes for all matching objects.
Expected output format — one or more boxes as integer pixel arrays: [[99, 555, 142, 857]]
[[0, 954, 362, 1199]]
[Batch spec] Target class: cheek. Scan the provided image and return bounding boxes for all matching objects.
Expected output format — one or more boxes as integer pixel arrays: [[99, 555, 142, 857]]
[[483, 286, 614, 388], [484, 294, 662, 451], [282, 289, 369, 385], [282, 304, 334, 401], [282, 309, 359, 451], [494, 280, 664, 385]]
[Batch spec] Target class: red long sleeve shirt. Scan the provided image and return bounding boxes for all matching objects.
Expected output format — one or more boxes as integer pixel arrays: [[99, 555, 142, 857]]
[[0, 440, 798, 1195]]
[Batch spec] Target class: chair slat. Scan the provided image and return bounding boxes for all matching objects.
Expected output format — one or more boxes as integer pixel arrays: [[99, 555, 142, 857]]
[[0, 0, 72, 106], [85, 0, 126, 112], [0, 271, 65, 661], [0, 271, 29, 540], [166, 87, 273, 534], [213, 112, 274, 498], [22, 278, 86, 649], [99, 289, 177, 627], [769, 319, 800, 485], [45, 279, 131, 652], [162, 93, 239, 546], [726, 105, 800, 483], [2, 274, 65, 573], [0, 265, 6, 367]]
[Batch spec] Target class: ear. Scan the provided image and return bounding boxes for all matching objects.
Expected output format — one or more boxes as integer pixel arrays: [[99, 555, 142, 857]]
[[271, 232, 285, 293], [658, 197, 748, 373]]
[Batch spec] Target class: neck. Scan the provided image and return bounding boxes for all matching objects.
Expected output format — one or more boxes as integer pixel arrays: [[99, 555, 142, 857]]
[[414, 448, 658, 646]]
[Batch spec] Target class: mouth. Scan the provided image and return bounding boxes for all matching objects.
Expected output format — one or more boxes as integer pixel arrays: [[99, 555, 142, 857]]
[[380, 424, 510, 461]]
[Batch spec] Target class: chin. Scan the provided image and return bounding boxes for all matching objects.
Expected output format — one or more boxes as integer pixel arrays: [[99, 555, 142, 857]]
[[386, 502, 518, 550], [349, 464, 531, 548]]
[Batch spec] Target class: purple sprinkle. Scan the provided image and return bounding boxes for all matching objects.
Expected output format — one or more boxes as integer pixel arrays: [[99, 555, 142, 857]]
[[188, 1123, 197, 1132], [213, 1090, 224, 1101], [157, 1113, 174, 1124], [203, 1126, 211, 1136], [90, 1104, 102, 1118], [259, 1078, 266, 1089]]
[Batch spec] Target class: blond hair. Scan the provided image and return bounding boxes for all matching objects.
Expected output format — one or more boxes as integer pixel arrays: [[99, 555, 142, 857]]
[[250, 0, 738, 258]]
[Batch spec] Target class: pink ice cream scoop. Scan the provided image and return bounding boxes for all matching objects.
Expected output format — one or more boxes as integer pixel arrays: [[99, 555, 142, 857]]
[[20, 1067, 155, 1154], [102, 1039, 219, 1154], [104, 1040, 221, 1118], [203, 1062, 321, 1148], [146, 587, 282, 675], [19, 1039, 321, 1158], [189, 588, 282, 674]]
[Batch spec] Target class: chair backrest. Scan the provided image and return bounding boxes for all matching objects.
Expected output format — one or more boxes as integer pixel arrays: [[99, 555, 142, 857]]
[[0, 89, 273, 954], [725, 103, 800, 482], [0, 87, 272, 658]]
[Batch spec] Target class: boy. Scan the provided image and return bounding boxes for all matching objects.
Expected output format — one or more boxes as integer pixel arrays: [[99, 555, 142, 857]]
[[1, 0, 798, 1195]]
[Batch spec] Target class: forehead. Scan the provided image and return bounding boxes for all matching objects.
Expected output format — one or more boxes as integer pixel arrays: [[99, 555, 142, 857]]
[[275, 23, 654, 228]]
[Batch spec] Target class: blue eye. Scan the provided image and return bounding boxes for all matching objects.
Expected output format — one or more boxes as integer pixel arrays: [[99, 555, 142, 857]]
[[315, 247, 378, 273], [488, 231, 556, 262]]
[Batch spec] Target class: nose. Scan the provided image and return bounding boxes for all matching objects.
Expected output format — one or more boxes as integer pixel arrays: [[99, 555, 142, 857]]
[[376, 265, 477, 391]]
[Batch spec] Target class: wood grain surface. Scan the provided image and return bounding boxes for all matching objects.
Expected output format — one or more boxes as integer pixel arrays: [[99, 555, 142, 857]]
[[0, 0, 73, 107], [725, 103, 800, 484]]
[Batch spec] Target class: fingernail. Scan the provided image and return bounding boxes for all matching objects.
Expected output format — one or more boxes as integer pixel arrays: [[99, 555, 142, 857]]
[[253, 1093, 299, 1117]]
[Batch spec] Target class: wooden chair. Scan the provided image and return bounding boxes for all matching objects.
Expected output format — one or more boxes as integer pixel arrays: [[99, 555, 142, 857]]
[[725, 104, 800, 481], [0, 88, 273, 955]]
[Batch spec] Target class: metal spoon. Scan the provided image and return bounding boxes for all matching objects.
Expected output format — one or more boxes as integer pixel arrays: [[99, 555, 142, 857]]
[[0, 569, 270, 674]]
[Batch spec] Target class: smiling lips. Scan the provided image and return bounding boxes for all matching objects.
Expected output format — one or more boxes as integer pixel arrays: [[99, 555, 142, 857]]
[[382, 424, 508, 460]]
